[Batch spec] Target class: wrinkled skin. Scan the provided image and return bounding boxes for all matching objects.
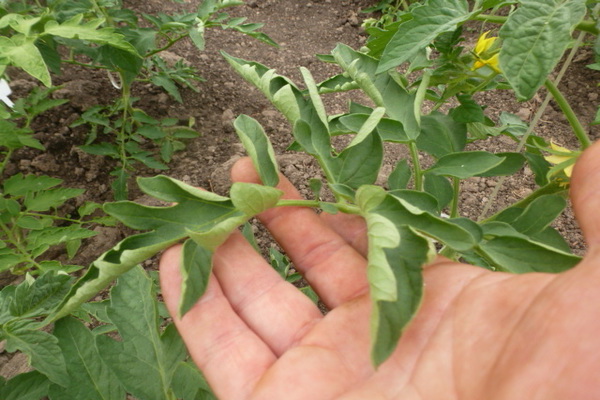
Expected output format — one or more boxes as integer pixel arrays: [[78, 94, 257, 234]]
[[160, 141, 600, 400]]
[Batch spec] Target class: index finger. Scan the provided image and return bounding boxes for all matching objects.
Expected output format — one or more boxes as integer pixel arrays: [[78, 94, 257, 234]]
[[231, 157, 369, 307]]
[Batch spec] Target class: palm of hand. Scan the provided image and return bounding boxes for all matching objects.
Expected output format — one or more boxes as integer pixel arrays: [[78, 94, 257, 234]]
[[160, 142, 600, 400]]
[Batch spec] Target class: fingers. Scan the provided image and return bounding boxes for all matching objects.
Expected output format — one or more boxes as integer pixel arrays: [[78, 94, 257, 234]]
[[570, 140, 600, 248], [211, 231, 323, 356], [231, 157, 369, 307], [159, 245, 276, 400], [320, 212, 369, 257]]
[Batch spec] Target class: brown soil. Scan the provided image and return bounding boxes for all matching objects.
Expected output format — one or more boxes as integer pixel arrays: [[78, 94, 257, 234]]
[[1, 0, 599, 380]]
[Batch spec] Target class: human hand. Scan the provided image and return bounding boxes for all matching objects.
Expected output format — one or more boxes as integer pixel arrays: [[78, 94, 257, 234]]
[[160, 141, 600, 400]]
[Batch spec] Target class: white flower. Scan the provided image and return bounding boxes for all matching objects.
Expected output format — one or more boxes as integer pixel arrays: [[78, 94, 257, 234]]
[[0, 79, 14, 108]]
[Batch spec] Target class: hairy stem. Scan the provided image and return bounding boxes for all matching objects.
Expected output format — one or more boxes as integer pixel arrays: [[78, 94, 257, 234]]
[[544, 79, 591, 149], [276, 199, 361, 215], [409, 141, 423, 191], [450, 177, 460, 218]]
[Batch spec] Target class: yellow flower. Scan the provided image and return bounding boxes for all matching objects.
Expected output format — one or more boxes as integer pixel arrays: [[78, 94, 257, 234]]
[[544, 141, 580, 179], [475, 31, 497, 55], [472, 31, 501, 73]]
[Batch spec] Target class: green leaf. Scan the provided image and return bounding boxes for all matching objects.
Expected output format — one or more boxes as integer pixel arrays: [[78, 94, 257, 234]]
[[44, 15, 140, 56], [426, 151, 505, 179], [171, 362, 215, 400], [377, 0, 472, 73], [335, 132, 383, 189], [3, 174, 62, 196], [449, 94, 485, 123], [50, 176, 280, 320], [8, 271, 71, 319], [476, 152, 526, 177], [49, 317, 125, 400], [178, 239, 213, 317], [357, 186, 431, 365], [24, 188, 84, 211], [501, 194, 566, 236], [3, 327, 69, 387], [499, 0, 587, 100], [233, 114, 279, 187], [230, 182, 283, 216], [387, 160, 411, 190], [0, 371, 50, 400], [423, 173, 453, 211], [347, 107, 386, 148], [479, 236, 580, 273], [416, 112, 467, 159], [96, 267, 186, 400], [0, 36, 51, 86], [338, 113, 409, 143]]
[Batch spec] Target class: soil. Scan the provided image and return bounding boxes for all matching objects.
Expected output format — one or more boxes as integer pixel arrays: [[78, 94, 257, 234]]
[[1, 0, 599, 381]]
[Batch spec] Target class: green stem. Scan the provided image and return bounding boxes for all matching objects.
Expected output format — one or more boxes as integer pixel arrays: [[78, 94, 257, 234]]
[[63, 59, 112, 70], [468, 71, 498, 95], [23, 212, 86, 224], [146, 34, 189, 58], [275, 199, 361, 215], [450, 177, 460, 218], [472, 14, 599, 35], [409, 141, 423, 191], [0, 220, 43, 270], [544, 79, 591, 149], [0, 149, 14, 176]]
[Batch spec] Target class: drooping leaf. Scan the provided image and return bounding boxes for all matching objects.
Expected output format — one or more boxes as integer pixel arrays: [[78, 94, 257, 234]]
[[49, 175, 282, 320], [499, 0, 587, 100], [178, 239, 213, 317], [357, 186, 432, 365], [49, 317, 125, 400], [478, 236, 580, 273], [234, 114, 279, 187]]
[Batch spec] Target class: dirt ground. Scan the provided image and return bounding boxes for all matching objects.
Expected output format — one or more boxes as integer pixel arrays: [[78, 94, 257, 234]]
[[1, 0, 599, 380]]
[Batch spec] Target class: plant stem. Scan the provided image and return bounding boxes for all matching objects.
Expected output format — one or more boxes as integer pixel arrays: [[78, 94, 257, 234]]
[[23, 212, 85, 224], [0, 220, 43, 270], [0, 149, 14, 176], [146, 34, 189, 58], [450, 177, 460, 218], [275, 199, 361, 215], [544, 79, 591, 149], [409, 141, 423, 191], [472, 14, 599, 35]]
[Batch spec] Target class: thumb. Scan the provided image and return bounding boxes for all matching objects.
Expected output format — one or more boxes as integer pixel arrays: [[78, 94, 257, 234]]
[[570, 140, 600, 248]]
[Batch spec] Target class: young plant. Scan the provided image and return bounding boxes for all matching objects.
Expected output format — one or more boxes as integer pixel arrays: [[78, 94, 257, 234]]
[[0, 0, 275, 199], [0, 173, 113, 275], [0, 267, 215, 400]]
